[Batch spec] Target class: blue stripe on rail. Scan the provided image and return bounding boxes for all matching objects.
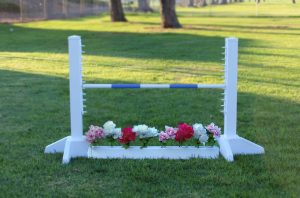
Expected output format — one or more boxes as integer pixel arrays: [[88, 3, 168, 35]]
[[170, 84, 198, 88], [111, 84, 140, 88]]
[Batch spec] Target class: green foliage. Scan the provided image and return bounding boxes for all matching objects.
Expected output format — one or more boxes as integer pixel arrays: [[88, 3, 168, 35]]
[[0, 2, 299, 197]]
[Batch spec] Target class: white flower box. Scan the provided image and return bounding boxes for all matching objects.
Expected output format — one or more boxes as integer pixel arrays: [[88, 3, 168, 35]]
[[88, 146, 219, 159]]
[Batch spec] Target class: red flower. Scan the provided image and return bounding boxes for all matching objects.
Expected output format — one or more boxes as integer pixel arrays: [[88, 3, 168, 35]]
[[119, 127, 136, 144], [175, 123, 194, 143]]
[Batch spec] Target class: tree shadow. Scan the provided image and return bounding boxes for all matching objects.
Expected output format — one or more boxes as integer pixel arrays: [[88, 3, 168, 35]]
[[0, 24, 254, 63], [176, 12, 300, 19], [200, 24, 300, 31], [1, 69, 299, 196], [1, 68, 299, 146], [0, 70, 300, 195], [240, 50, 300, 60], [184, 24, 300, 36]]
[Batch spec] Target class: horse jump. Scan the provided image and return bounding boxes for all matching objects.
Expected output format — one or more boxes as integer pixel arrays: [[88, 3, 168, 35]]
[[45, 36, 264, 164]]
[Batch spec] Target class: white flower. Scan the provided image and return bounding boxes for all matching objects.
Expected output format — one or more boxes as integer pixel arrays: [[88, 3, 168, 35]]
[[193, 123, 206, 139], [103, 121, 117, 137], [146, 127, 159, 138], [133, 124, 148, 133], [103, 121, 116, 131], [133, 125, 159, 138], [112, 128, 122, 139], [199, 133, 209, 145], [133, 124, 149, 138]]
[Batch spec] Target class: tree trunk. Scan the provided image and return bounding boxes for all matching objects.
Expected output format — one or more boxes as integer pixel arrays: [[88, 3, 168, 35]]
[[138, 0, 153, 12], [196, 0, 207, 7], [109, 0, 127, 22], [220, 0, 227, 4], [62, 0, 68, 18], [80, 0, 84, 16], [43, 0, 48, 19], [292, 0, 296, 3], [19, 0, 23, 22], [160, 0, 181, 28], [188, 0, 195, 7]]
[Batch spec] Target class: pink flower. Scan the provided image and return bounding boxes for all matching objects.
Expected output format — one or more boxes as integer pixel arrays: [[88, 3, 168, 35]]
[[206, 123, 221, 138], [165, 126, 177, 139], [86, 134, 94, 143], [85, 125, 105, 143], [159, 132, 170, 142]]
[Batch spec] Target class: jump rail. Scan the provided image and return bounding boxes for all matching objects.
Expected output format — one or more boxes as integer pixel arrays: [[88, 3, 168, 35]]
[[45, 35, 264, 164], [83, 84, 226, 89]]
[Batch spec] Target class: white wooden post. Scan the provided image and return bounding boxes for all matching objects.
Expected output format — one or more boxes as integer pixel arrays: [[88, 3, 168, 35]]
[[218, 38, 264, 162], [69, 36, 84, 139], [44, 36, 88, 164], [224, 38, 238, 139]]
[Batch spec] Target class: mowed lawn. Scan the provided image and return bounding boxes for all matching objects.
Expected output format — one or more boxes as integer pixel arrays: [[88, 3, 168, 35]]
[[0, 1, 300, 197]]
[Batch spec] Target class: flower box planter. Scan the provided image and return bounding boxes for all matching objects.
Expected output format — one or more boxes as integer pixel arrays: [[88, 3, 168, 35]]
[[88, 146, 219, 159]]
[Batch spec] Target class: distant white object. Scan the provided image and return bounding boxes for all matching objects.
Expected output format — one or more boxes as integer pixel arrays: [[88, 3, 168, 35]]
[[9, 28, 14, 32], [44, 36, 264, 164]]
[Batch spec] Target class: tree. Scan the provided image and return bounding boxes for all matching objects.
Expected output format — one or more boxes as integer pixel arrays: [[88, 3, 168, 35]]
[[196, 0, 207, 7], [138, 0, 153, 12], [219, 0, 227, 4], [109, 0, 127, 22], [160, 0, 181, 28], [188, 0, 195, 7], [62, 0, 68, 18], [292, 0, 296, 3]]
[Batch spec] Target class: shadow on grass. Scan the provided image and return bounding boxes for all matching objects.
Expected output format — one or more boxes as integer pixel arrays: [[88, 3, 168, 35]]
[[240, 50, 300, 59], [0, 69, 298, 145], [0, 24, 254, 63], [184, 24, 300, 36], [177, 11, 300, 19], [1, 69, 299, 196]]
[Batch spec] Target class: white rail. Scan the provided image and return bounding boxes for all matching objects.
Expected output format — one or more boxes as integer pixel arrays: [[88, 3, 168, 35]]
[[82, 84, 226, 89]]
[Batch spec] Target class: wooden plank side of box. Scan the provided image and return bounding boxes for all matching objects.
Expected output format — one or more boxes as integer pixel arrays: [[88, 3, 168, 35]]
[[88, 146, 219, 159]]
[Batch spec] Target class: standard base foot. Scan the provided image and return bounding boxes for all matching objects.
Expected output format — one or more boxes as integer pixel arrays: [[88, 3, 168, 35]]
[[45, 136, 89, 164], [218, 135, 264, 162], [45, 136, 69, 153]]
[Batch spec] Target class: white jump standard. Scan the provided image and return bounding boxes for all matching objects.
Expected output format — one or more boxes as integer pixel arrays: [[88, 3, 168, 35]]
[[44, 35, 264, 164]]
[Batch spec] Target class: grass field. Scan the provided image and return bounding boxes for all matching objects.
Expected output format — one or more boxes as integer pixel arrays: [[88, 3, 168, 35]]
[[0, 1, 300, 197]]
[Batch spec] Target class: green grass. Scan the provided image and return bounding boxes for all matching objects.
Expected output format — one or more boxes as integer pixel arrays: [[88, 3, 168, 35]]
[[1, 1, 300, 197]]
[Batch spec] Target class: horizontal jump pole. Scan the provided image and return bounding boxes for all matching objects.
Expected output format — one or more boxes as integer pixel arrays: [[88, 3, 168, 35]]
[[83, 84, 226, 89]]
